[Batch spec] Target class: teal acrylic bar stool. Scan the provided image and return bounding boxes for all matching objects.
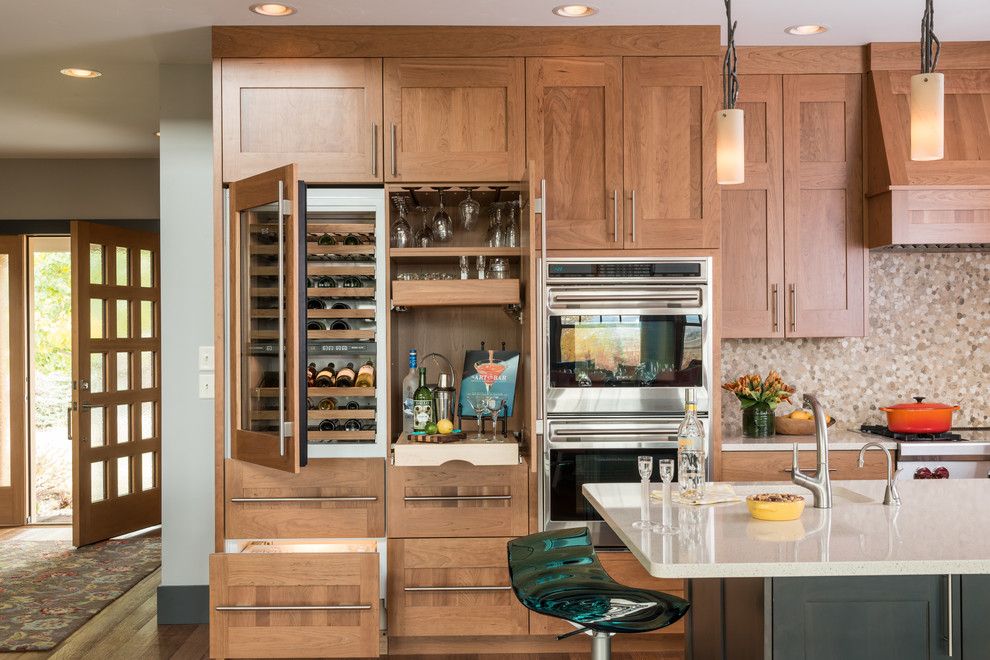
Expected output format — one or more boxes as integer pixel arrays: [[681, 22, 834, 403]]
[[507, 527, 690, 660]]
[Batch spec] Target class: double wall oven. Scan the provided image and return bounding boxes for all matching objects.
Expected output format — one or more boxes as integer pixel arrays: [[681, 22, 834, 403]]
[[539, 258, 713, 546]]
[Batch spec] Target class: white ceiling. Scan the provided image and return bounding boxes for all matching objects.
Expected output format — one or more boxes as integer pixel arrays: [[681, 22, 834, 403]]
[[2, 0, 988, 158]]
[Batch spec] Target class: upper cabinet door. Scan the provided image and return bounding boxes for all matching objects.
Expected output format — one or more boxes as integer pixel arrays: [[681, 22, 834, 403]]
[[228, 165, 306, 473], [221, 59, 383, 184], [783, 74, 866, 338], [527, 58, 623, 249], [384, 58, 525, 182], [623, 57, 721, 249], [722, 75, 785, 339]]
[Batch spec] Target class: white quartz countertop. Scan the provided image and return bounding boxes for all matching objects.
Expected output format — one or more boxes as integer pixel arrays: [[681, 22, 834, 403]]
[[721, 428, 897, 452], [583, 479, 990, 579]]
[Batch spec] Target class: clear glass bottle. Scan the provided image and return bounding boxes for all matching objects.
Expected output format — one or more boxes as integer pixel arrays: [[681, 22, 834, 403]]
[[412, 367, 433, 432], [335, 363, 356, 388], [355, 361, 375, 388], [401, 350, 418, 436], [677, 390, 706, 501]]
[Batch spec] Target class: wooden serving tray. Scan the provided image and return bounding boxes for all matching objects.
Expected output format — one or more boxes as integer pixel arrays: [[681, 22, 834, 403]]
[[407, 431, 465, 443]]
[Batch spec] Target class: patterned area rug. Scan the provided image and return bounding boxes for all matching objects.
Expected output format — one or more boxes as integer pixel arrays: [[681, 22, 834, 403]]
[[0, 537, 161, 652]]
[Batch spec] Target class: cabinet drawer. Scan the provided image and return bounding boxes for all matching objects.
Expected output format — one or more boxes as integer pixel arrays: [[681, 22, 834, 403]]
[[530, 551, 685, 636], [210, 551, 380, 658], [226, 458, 384, 538], [388, 537, 528, 637], [386, 462, 527, 538], [720, 450, 887, 482]]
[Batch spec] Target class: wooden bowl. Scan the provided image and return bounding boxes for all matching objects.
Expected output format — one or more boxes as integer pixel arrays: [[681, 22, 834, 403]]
[[774, 415, 836, 436]]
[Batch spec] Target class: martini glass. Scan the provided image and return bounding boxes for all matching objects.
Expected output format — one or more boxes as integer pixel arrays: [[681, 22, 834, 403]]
[[483, 396, 507, 443], [466, 393, 488, 440]]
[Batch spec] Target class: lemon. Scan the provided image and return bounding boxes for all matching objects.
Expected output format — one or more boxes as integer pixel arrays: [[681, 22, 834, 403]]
[[425, 422, 438, 435], [789, 410, 813, 420], [437, 419, 454, 435]]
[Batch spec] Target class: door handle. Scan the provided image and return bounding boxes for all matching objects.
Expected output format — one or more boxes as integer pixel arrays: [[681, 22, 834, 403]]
[[403, 495, 511, 502], [390, 124, 398, 177], [276, 180, 287, 457], [230, 496, 377, 502], [630, 190, 637, 242], [403, 586, 511, 592], [215, 604, 371, 612], [771, 284, 779, 333], [612, 189, 619, 243], [945, 574, 954, 657], [67, 405, 73, 440], [789, 283, 797, 333], [371, 123, 378, 176]]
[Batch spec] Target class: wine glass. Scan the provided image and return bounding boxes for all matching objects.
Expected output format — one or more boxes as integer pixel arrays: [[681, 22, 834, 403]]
[[413, 205, 435, 248], [653, 459, 678, 535], [483, 396, 507, 443], [504, 200, 520, 248], [488, 202, 506, 247], [459, 187, 481, 230], [432, 188, 453, 242], [632, 455, 654, 529], [466, 393, 488, 440], [390, 195, 412, 248]]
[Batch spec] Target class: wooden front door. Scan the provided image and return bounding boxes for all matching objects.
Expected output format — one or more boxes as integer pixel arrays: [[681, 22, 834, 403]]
[[527, 57, 623, 249], [0, 237, 27, 526], [71, 222, 161, 547]]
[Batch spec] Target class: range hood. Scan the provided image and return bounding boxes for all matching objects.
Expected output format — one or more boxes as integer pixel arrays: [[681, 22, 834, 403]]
[[865, 43, 990, 250]]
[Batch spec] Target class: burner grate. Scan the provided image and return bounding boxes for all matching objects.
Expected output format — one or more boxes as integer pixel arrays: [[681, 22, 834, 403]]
[[860, 424, 962, 442]]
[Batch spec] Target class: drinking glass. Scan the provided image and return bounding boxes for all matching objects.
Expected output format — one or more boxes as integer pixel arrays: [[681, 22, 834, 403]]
[[653, 459, 678, 534], [390, 195, 412, 248], [413, 205, 435, 248], [459, 187, 481, 230], [466, 393, 488, 439], [632, 455, 654, 529], [432, 188, 453, 242], [483, 396, 507, 443]]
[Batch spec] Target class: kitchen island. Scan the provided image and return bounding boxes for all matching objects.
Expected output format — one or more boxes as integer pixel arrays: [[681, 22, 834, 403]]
[[584, 479, 990, 659]]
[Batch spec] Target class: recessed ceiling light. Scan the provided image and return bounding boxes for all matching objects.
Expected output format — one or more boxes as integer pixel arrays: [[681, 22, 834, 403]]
[[552, 4, 598, 18], [60, 68, 102, 79], [785, 24, 829, 36], [249, 3, 296, 16]]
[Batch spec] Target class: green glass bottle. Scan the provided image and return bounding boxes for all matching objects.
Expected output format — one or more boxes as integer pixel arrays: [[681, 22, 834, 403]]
[[412, 367, 433, 432]]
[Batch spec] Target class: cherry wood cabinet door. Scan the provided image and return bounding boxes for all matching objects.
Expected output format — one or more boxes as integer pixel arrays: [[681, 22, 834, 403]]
[[527, 57, 622, 249], [623, 57, 721, 249], [221, 58, 383, 183], [384, 58, 525, 182], [721, 75, 785, 339], [783, 74, 866, 338]]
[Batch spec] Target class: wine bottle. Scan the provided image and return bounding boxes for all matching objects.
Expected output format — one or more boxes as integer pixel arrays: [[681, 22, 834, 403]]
[[341, 276, 363, 288], [317, 397, 337, 410], [307, 298, 325, 309], [401, 350, 418, 435], [345, 401, 361, 410], [329, 320, 351, 331], [307, 320, 326, 331], [314, 363, 336, 387], [343, 233, 361, 245], [318, 419, 338, 432], [343, 419, 363, 432], [330, 302, 351, 310], [317, 233, 336, 246], [316, 276, 337, 288], [412, 367, 433, 432], [335, 363, 356, 388], [355, 361, 375, 388], [306, 363, 317, 387]]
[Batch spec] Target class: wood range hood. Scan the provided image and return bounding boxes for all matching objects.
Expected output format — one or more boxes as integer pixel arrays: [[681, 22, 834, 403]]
[[866, 41, 990, 250]]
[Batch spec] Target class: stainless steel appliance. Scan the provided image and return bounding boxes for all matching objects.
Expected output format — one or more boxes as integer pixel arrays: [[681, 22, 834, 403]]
[[862, 426, 990, 479], [543, 258, 713, 417], [542, 417, 687, 547]]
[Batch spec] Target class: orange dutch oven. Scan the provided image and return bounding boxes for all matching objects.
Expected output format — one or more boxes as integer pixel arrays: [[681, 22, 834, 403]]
[[880, 397, 960, 434]]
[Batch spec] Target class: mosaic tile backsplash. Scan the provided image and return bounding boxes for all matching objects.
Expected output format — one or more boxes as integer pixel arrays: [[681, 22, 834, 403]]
[[721, 251, 990, 431]]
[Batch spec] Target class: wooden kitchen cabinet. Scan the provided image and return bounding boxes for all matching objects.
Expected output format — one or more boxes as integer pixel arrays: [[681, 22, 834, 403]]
[[384, 58, 525, 182], [527, 57, 623, 249], [720, 448, 888, 482], [221, 58, 383, 183], [624, 57, 721, 249]]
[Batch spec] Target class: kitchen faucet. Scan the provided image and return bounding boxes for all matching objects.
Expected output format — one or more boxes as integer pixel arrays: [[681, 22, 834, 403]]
[[858, 441, 901, 506], [791, 394, 833, 509]]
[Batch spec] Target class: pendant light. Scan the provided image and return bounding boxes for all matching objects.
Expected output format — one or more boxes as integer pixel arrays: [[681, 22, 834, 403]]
[[911, 0, 943, 161], [717, 0, 744, 185]]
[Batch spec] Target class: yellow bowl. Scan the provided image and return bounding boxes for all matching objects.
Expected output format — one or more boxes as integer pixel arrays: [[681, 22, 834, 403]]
[[746, 494, 806, 521]]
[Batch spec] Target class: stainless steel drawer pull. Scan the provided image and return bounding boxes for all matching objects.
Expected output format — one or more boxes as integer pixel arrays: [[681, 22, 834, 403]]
[[216, 604, 371, 612], [404, 586, 511, 592], [230, 496, 378, 502], [403, 495, 511, 502], [390, 123, 398, 177]]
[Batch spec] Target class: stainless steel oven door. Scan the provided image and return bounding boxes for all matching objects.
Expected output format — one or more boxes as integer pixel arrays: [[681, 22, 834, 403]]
[[544, 285, 712, 416], [541, 418, 693, 547]]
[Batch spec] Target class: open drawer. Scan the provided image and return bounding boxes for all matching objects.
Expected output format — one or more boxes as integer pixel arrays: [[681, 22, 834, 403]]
[[210, 547, 380, 658], [225, 457, 384, 539], [386, 461, 528, 538]]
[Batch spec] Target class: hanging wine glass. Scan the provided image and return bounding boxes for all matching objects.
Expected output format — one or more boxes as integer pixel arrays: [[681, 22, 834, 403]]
[[390, 194, 412, 248], [432, 187, 453, 242], [459, 187, 481, 231], [504, 200, 520, 248], [413, 205, 435, 248], [488, 201, 506, 247]]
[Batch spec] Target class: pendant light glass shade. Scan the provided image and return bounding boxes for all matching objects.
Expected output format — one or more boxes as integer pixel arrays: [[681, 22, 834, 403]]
[[910, 72, 944, 161], [716, 108, 745, 185]]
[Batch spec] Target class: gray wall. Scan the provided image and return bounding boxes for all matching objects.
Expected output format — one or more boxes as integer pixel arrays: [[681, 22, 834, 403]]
[[157, 62, 214, 623], [0, 159, 159, 220]]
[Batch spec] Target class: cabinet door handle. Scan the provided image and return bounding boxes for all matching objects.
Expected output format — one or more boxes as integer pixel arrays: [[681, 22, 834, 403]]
[[945, 574, 954, 657], [390, 124, 398, 177], [215, 604, 371, 612], [612, 189, 619, 243], [230, 496, 378, 503], [403, 495, 511, 502], [771, 284, 779, 333], [788, 283, 797, 333], [630, 190, 637, 242], [403, 586, 511, 592], [371, 123, 378, 176], [276, 180, 287, 457]]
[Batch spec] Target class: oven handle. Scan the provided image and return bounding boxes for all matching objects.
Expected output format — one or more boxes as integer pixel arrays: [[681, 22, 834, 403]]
[[551, 429, 680, 438], [546, 440, 681, 451], [548, 305, 705, 317], [550, 289, 702, 303]]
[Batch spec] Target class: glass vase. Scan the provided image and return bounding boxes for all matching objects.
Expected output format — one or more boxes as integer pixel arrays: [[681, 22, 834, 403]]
[[742, 402, 774, 438]]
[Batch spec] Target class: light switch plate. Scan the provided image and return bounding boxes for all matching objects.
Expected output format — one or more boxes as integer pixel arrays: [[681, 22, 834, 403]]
[[198, 373, 215, 399], [199, 346, 215, 371]]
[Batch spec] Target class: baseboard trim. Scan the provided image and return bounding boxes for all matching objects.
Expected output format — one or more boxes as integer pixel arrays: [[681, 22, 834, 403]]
[[156, 584, 209, 624]]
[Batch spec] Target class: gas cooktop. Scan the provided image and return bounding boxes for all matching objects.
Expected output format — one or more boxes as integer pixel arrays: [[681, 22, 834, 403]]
[[860, 424, 962, 442]]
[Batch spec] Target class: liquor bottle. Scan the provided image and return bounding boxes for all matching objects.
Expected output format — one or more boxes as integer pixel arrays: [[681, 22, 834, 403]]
[[307, 320, 326, 331], [343, 233, 361, 245], [314, 363, 336, 387], [401, 350, 418, 435], [355, 361, 375, 388], [676, 390, 706, 501], [316, 276, 337, 288], [412, 367, 433, 432], [335, 363, 356, 388], [317, 233, 337, 246], [306, 363, 317, 387], [317, 397, 337, 410], [307, 298, 325, 309], [318, 419, 338, 432]]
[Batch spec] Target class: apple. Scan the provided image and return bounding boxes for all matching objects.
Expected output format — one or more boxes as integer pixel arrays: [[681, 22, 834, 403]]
[[933, 466, 950, 479], [914, 467, 933, 479]]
